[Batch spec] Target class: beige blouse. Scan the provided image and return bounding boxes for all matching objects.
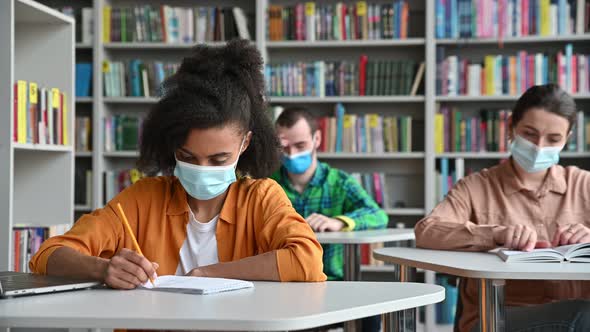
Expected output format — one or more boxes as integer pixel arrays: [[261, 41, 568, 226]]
[[415, 160, 590, 332]]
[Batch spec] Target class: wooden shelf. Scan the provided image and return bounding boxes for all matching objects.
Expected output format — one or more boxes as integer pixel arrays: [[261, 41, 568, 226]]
[[318, 152, 425, 159], [436, 34, 590, 45], [13, 143, 73, 152], [266, 39, 425, 48], [75, 97, 93, 103], [269, 96, 425, 103], [75, 151, 92, 157], [103, 151, 139, 158], [436, 94, 590, 102], [385, 208, 426, 216], [103, 97, 158, 104], [103, 41, 229, 49]]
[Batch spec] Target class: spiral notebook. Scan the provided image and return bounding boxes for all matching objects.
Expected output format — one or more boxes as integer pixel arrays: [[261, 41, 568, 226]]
[[141, 276, 254, 295]]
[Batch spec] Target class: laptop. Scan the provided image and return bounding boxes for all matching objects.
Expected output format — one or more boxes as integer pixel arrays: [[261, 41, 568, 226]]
[[0, 271, 101, 298]]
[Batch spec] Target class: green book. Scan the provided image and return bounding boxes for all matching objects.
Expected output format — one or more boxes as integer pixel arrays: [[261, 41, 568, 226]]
[[382, 61, 391, 96], [391, 61, 398, 95], [455, 111, 462, 152], [400, 116, 407, 152], [405, 61, 415, 95], [121, 9, 127, 42], [366, 62, 373, 96], [121, 116, 139, 151], [373, 61, 381, 96]]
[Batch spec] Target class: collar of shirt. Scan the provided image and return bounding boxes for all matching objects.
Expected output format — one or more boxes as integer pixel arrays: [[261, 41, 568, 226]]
[[499, 158, 567, 196], [166, 177, 239, 224], [279, 161, 329, 195]]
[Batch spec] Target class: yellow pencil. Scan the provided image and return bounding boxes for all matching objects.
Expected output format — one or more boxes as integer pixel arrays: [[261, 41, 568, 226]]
[[116, 202, 155, 286]]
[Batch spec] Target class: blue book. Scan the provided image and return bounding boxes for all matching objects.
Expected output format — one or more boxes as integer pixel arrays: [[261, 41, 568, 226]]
[[334, 103, 345, 152], [565, 44, 573, 91], [441, 158, 449, 196], [436, 0, 445, 38], [75, 63, 92, 97], [314, 62, 322, 97], [558, 0, 566, 35], [445, 0, 452, 38], [129, 60, 142, 97], [451, 0, 458, 38]]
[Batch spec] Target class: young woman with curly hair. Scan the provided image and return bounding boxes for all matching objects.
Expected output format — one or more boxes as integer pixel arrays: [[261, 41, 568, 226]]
[[30, 40, 327, 287]]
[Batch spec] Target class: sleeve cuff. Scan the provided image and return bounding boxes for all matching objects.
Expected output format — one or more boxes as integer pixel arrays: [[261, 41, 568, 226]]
[[29, 246, 61, 275], [334, 216, 356, 232]]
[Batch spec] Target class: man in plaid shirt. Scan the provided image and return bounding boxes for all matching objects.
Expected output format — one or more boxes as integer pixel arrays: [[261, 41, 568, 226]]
[[270, 107, 388, 281]]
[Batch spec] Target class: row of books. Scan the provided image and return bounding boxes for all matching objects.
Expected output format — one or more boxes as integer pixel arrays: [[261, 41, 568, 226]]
[[318, 113, 414, 153], [104, 169, 144, 203], [436, 0, 590, 39], [267, 1, 410, 41], [75, 169, 92, 207], [13, 81, 69, 146], [12, 225, 69, 273], [104, 115, 144, 152], [436, 44, 590, 96], [76, 63, 92, 97], [265, 58, 424, 97], [434, 107, 513, 153], [58, 7, 93, 44], [102, 5, 251, 43], [435, 158, 472, 202], [75, 116, 92, 152], [103, 60, 179, 97]]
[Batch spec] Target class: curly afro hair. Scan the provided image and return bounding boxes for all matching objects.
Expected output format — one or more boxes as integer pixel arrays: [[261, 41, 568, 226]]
[[137, 39, 281, 178]]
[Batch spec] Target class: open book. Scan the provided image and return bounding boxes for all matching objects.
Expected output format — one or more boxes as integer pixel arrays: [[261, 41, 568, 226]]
[[494, 243, 590, 263], [141, 276, 254, 295]]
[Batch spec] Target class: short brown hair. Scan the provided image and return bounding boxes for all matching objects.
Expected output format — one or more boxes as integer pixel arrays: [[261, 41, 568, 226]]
[[512, 84, 577, 131], [275, 107, 318, 134]]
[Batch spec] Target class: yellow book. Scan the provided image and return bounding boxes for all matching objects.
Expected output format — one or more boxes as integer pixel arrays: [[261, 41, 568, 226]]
[[391, 117, 399, 152], [343, 114, 353, 153], [103, 6, 111, 43], [434, 113, 444, 154], [540, 0, 550, 36], [357, 1, 368, 39], [17, 80, 27, 143], [367, 114, 379, 153], [62, 93, 68, 146], [484, 56, 496, 96]]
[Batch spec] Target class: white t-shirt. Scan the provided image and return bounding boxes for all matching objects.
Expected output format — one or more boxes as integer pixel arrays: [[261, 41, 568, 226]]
[[175, 208, 219, 275]]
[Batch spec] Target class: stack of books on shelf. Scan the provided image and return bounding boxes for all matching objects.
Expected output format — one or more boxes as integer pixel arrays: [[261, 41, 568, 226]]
[[13, 81, 70, 146], [104, 115, 143, 152], [435, 106, 590, 152], [12, 225, 70, 273], [102, 5, 252, 43], [75, 168, 92, 208], [75, 63, 93, 97], [58, 7, 94, 44], [267, 1, 410, 41], [435, 158, 474, 202], [103, 60, 179, 97], [436, 0, 590, 39], [434, 106, 512, 153], [104, 169, 144, 203], [266, 58, 424, 96], [351, 172, 388, 208], [75, 115, 92, 152], [437, 44, 589, 96]]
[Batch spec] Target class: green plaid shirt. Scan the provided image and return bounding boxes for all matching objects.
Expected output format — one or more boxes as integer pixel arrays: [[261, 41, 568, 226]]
[[271, 162, 388, 280]]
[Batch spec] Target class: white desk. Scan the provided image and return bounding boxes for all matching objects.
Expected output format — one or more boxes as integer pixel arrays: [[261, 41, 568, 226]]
[[315, 228, 415, 281], [0, 281, 444, 331], [374, 247, 590, 332]]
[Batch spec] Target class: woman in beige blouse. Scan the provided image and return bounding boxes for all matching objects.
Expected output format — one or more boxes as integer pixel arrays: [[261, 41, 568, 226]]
[[415, 84, 590, 332]]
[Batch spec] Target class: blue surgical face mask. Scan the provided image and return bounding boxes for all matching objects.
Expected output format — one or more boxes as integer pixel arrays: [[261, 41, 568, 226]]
[[510, 134, 563, 173], [282, 149, 313, 174], [174, 138, 245, 200]]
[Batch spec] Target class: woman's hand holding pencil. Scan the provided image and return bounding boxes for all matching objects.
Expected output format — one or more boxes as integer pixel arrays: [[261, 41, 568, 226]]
[[100, 203, 159, 290]]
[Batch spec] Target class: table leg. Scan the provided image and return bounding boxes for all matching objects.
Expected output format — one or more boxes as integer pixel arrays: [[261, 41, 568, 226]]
[[479, 279, 506, 332], [343, 244, 360, 332], [383, 264, 417, 332]]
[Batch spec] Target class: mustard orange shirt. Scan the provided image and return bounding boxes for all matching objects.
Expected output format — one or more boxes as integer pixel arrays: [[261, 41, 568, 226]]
[[415, 160, 590, 332], [30, 177, 327, 282]]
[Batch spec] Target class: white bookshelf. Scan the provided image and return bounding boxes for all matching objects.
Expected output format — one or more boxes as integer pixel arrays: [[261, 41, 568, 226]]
[[436, 34, 590, 45], [266, 39, 426, 48], [0, 0, 75, 271], [270, 96, 425, 103]]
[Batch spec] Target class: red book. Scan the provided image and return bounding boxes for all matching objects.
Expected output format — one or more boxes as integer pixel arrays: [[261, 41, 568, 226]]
[[572, 55, 578, 94], [42, 89, 48, 144], [499, 111, 506, 152], [527, 56, 534, 90], [14, 230, 20, 272], [372, 173, 383, 206], [296, 4, 304, 41], [318, 117, 326, 152], [360, 243, 370, 265], [341, 4, 347, 40], [522, 0, 529, 36], [359, 55, 368, 95], [480, 121, 487, 152], [160, 6, 167, 43], [401, 3, 409, 39], [13, 83, 18, 142]]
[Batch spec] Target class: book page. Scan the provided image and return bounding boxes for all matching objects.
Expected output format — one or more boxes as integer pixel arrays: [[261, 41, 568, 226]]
[[141, 276, 254, 294]]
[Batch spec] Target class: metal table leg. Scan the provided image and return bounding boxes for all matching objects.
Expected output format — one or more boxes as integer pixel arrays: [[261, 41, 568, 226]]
[[479, 279, 506, 332], [383, 264, 417, 332], [343, 243, 361, 332]]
